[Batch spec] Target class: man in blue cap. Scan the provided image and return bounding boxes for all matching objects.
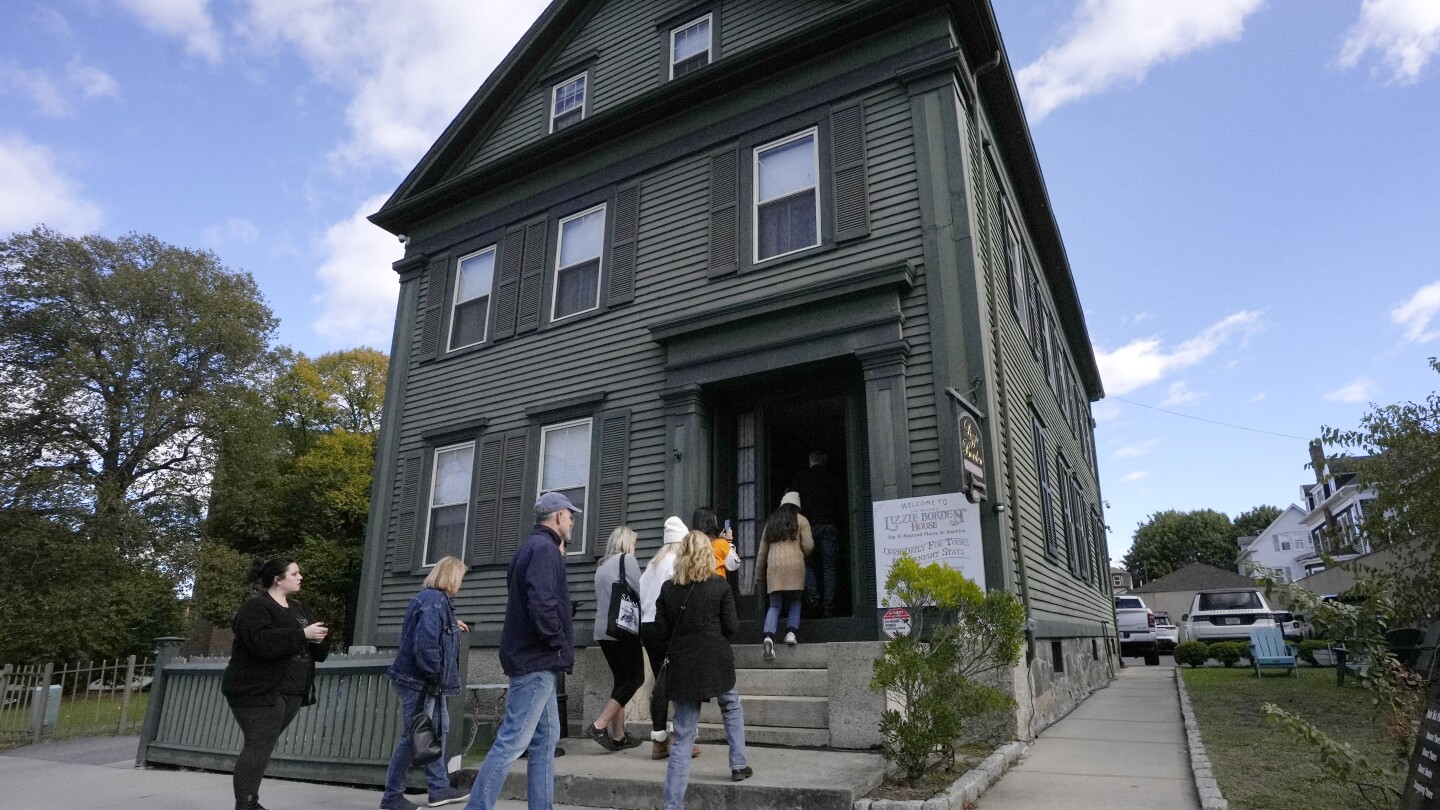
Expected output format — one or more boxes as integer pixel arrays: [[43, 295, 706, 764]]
[[463, 491, 579, 810]]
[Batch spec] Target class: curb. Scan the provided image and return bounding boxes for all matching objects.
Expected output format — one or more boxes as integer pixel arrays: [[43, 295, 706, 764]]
[[851, 740, 1029, 810], [1174, 668, 1228, 810]]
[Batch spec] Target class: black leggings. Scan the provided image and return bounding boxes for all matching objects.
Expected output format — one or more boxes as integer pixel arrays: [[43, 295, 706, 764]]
[[230, 693, 303, 800], [640, 622, 669, 733], [598, 637, 645, 706]]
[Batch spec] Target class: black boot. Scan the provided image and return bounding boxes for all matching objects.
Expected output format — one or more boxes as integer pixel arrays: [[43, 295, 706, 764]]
[[236, 795, 267, 810]]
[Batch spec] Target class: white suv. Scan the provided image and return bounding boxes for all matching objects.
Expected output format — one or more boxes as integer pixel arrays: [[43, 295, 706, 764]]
[[1182, 588, 1277, 643]]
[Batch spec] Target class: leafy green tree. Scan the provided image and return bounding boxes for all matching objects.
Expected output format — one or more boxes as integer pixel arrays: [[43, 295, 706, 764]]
[[1122, 509, 1237, 582], [1232, 504, 1283, 540], [1322, 357, 1440, 622]]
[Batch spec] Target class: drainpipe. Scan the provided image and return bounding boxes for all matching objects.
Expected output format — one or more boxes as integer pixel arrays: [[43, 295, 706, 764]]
[[973, 50, 1003, 81]]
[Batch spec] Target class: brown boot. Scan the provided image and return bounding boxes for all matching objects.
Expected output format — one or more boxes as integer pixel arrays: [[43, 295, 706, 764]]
[[651, 738, 670, 760], [691, 744, 701, 758]]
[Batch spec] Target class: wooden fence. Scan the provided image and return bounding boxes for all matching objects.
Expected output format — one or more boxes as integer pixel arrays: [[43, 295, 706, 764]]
[[136, 639, 469, 787], [0, 656, 152, 747]]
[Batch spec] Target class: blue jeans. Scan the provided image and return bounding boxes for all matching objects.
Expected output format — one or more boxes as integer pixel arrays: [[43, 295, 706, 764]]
[[383, 686, 450, 802], [763, 590, 803, 636], [664, 689, 748, 809], [803, 524, 840, 611], [463, 671, 559, 810]]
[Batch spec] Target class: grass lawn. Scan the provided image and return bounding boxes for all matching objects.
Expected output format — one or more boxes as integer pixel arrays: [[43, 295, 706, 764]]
[[1, 691, 148, 749], [1181, 667, 1407, 810]]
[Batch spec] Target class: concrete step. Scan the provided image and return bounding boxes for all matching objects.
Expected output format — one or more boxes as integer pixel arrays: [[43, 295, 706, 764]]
[[700, 694, 828, 728], [501, 738, 882, 809], [695, 721, 831, 747], [732, 642, 828, 669], [735, 666, 828, 696]]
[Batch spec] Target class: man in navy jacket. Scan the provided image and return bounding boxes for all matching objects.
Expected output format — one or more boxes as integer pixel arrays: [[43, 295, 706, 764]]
[[463, 492, 577, 810]]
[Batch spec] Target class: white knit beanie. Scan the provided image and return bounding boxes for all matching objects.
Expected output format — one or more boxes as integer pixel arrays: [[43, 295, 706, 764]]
[[781, 491, 802, 509], [663, 516, 688, 545]]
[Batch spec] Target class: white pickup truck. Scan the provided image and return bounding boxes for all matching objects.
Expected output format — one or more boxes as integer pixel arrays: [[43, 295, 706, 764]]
[[1114, 595, 1161, 665]]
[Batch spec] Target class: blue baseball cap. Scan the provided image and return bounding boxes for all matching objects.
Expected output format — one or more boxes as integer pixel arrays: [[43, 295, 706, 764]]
[[535, 491, 582, 515]]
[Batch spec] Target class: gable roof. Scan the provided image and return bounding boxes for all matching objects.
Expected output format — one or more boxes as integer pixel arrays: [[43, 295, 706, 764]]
[[369, 0, 1104, 398], [1130, 562, 1256, 594]]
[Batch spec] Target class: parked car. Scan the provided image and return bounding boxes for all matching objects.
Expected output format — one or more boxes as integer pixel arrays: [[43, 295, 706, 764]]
[[1153, 612, 1178, 652], [1182, 588, 1277, 644], [1273, 611, 1309, 642], [1115, 595, 1161, 665]]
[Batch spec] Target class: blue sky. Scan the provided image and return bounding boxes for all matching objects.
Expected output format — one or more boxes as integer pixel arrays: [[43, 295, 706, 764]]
[[2, 1, 1437, 563]]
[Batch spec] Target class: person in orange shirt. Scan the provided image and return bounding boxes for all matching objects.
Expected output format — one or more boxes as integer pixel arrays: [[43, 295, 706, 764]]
[[692, 506, 738, 580]]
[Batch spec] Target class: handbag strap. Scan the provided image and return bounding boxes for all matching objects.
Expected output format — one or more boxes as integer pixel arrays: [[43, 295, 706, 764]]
[[661, 583, 697, 668]]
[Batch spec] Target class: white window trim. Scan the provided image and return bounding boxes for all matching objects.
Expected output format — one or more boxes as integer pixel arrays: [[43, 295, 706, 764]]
[[421, 441, 475, 568], [448, 245, 496, 351], [752, 127, 821, 264], [669, 14, 713, 79], [549, 72, 588, 133], [550, 203, 607, 323], [537, 418, 593, 555]]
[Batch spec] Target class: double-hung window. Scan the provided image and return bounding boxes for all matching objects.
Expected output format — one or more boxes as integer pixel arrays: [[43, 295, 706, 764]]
[[754, 129, 819, 262], [552, 204, 606, 321], [550, 73, 587, 132], [670, 15, 711, 78], [538, 419, 592, 554], [449, 247, 494, 350], [424, 443, 474, 565]]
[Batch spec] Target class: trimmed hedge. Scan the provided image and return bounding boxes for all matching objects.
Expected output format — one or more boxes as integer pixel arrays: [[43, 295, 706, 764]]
[[1209, 641, 1250, 667], [1174, 641, 1209, 667]]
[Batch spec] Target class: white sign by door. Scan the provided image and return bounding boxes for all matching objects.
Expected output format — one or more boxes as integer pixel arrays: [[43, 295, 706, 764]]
[[872, 492, 985, 603]]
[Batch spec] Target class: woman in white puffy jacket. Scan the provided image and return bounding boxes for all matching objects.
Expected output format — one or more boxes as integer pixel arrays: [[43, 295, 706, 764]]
[[638, 516, 699, 760]]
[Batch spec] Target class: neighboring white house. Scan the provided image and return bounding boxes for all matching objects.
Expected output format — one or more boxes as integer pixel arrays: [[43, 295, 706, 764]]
[[1236, 504, 1313, 583], [1110, 566, 1133, 593], [1297, 464, 1380, 575]]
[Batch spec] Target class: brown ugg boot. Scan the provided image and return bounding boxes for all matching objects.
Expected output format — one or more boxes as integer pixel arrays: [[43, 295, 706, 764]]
[[651, 738, 670, 760]]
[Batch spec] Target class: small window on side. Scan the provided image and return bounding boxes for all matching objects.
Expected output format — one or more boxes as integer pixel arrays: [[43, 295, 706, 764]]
[[449, 247, 494, 350], [754, 129, 820, 262], [670, 15, 711, 78], [552, 204, 606, 321], [550, 73, 587, 132]]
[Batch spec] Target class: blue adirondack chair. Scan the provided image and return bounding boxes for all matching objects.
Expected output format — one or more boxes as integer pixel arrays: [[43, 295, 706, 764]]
[[1250, 626, 1299, 677]]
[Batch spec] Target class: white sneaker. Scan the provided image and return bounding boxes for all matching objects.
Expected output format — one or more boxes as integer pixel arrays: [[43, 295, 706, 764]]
[[762, 636, 775, 662], [784, 631, 798, 646]]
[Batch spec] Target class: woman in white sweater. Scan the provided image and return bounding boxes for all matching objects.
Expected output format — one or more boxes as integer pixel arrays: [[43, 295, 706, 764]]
[[638, 516, 699, 760]]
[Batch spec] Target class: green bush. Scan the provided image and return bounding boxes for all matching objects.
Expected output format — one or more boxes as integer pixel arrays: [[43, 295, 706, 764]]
[[1298, 640, 1328, 667], [1210, 641, 1244, 667], [1174, 641, 1209, 667]]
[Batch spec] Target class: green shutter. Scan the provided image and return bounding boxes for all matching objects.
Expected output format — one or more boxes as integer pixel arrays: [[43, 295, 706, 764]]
[[493, 226, 525, 340], [595, 408, 631, 555], [497, 429, 532, 561], [830, 100, 870, 242], [417, 258, 448, 363], [708, 149, 739, 277], [391, 450, 425, 573], [469, 433, 505, 566], [516, 220, 548, 334], [608, 185, 640, 305]]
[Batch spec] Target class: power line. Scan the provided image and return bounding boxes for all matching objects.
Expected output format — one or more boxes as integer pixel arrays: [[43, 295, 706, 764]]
[[1108, 396, 1311, 441]]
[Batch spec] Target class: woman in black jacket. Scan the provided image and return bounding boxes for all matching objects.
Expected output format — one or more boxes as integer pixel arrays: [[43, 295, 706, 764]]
[[654, 531, 751, 808], [221, 557, 330, 810]]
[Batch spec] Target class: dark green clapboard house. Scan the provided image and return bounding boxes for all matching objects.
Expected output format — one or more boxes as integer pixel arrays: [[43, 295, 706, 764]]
[[359, 0, 1116, 743]]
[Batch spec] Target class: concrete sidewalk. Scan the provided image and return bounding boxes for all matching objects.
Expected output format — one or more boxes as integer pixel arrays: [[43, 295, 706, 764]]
[[977, 661, 1199, 809]]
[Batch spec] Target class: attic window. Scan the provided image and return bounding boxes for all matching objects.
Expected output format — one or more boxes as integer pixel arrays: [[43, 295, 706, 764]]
[[550, 73, 587, 132], [670, 15, 711, 78]]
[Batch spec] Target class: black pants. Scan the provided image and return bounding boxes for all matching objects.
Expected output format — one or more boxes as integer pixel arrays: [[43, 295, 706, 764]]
[[230, 693, 303, 800], [598, 636, 645, 707], [640, 622, 669, 733]]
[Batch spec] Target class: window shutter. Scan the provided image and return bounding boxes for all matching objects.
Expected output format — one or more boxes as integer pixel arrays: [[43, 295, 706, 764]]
[[596, 408, 631, 554], [830, 100, 870, 242], [391, 450, 425, 573], [417, 258, 448, 363], [469, 433, 505, 566], [493, 226, 525, 340], [497, 428, 532, 561], [516, 220, 548, 334], [708, 149, 739, 277], [608, 185, 640, 305]]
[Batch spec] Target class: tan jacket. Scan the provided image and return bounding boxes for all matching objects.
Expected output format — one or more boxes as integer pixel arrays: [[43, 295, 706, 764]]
[[756, 513, 814, 593]]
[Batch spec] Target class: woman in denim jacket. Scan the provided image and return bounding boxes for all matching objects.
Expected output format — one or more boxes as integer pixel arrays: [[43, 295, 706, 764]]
[[381, 556, 469, 810]]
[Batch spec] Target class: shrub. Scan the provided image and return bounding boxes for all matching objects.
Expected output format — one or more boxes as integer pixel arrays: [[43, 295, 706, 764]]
[[1173, 641, 1209, 667], [1298, 639, 1328, 667], [1208, 641, 1240, 667]]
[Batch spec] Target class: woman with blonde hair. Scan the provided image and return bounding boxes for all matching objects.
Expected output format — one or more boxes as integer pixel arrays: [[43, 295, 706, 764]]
[[585, 526, 645, 751], [381, 556, 470, 810], [655, 531, 751, 807]]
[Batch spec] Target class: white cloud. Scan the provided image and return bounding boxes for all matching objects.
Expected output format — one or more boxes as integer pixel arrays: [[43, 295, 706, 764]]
[[1016, 0, 1263, 121], [1338, 0, 1440, 83], [117, 0, 222, 63], [1094, 310, 1264, 396], [1161, 380, 1205, 406], [1120, 470, 1150, 483], [239, 0, 548, 171], [0, 58, 118, 117], [1113, 439, 1159, 459], [0, 133, 103, 234], [1092, 399, 1123, 423], [67, 59, 119, 100], [1391, 280, 1440, 342], [312, 194, 403, 346], [1249, 392, 1268, 403], [201, 217, 260, 248], [1324, 377, 1379, 404]]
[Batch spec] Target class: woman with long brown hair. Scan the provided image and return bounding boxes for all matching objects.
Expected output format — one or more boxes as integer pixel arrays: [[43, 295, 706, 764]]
[[755, 491, 814, 661]]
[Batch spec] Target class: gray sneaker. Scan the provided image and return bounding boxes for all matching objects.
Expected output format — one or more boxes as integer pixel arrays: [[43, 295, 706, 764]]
[[427, 786, 468, 806], [762, 636, 775, 662], [378, 795, 419, 810]]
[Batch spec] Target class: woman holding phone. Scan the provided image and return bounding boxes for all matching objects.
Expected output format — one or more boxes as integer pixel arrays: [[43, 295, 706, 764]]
[[221, 557, 330, 810]]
